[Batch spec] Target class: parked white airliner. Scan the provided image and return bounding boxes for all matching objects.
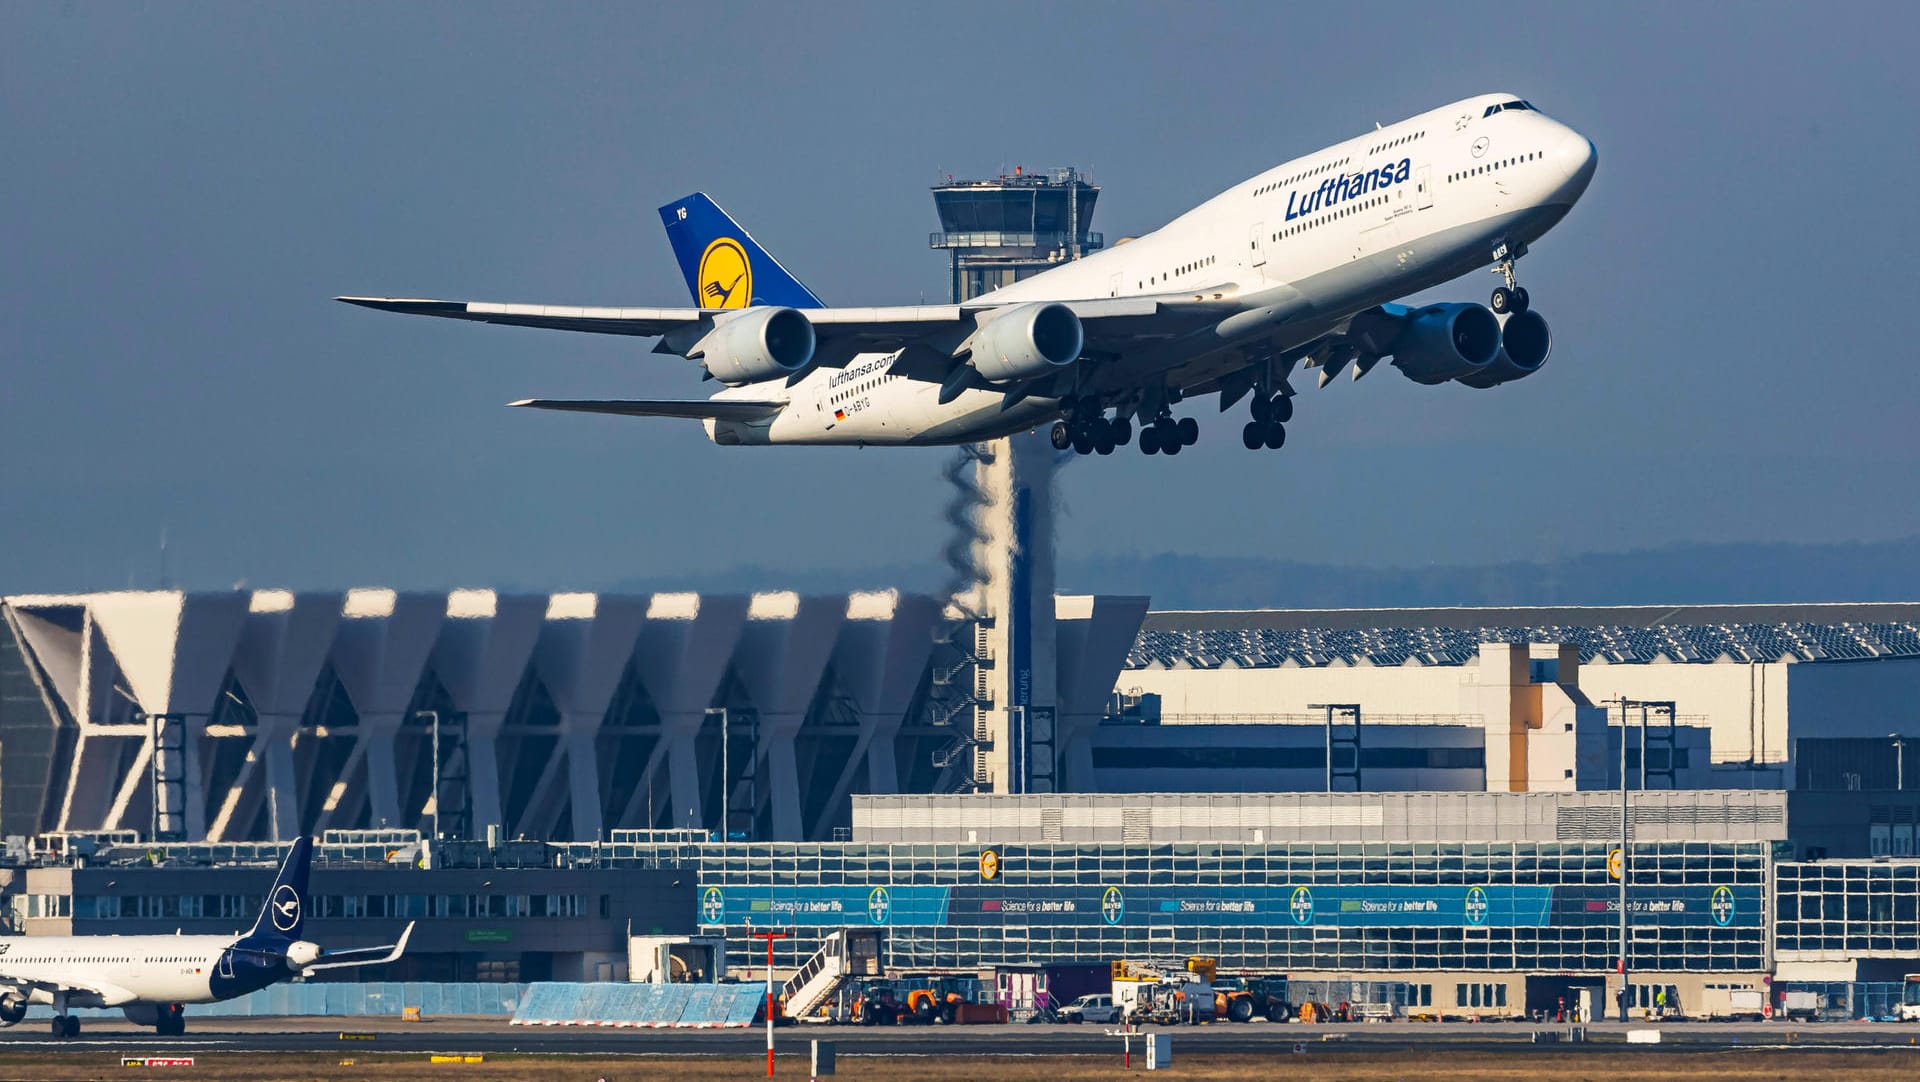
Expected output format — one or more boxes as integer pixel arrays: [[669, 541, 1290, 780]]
[[342, 93, 1596, 456], [0, 839, 412, 1038]]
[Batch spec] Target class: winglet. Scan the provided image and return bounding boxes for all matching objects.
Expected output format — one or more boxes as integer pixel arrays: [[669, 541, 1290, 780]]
[[657, 193, 825, 310]]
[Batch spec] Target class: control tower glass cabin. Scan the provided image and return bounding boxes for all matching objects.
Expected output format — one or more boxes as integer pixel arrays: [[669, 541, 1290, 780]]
[[932, 168, 1103, 303]]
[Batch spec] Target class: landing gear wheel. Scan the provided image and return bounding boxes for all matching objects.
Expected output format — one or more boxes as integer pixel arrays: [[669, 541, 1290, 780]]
[[1511, 287, 1530, 313], [61, 1016, 80, 1038], [1250, 394, 1272, 423], [1156, 419, 1183, 456], [1139, 425, 1161, 455], [1490, 286, 1515, 314], [1241, 421, 1263, 450], [1263, 422, 1287, 450], [1049, 421, 1072, 451], [1071, 432, 1094, 456], [1177, 416, 1199, 446], [1094, 427, 1115, 455], [51, 1018, 65, 1038], [1109, 416, 1131, 447], [1269, 394, 1294, 423]]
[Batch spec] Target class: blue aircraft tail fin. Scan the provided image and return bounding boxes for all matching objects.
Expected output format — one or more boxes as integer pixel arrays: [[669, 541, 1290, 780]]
[[242, 836, 310, 944], [657, 193, 825, 310]]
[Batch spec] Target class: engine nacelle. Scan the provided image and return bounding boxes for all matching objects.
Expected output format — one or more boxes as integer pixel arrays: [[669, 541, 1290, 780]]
[[693, 306, 816, 385], [0, 993, 26, 1027], [1387, 303, 1502, 385], [969, 302, 1083, 383], [285, 940, 323, 969], [1456, 310, 1552, 389]]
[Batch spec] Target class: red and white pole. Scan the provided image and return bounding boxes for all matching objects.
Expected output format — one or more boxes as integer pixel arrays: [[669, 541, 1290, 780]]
[[751, 929, 789, 1078]]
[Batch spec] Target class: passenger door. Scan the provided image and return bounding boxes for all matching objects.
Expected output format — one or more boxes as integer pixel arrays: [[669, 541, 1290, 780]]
[[1416, 165, 1434, 210], [1248, 222, 1267, 269]]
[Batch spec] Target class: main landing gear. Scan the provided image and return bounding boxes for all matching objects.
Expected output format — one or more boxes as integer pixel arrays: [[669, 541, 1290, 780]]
[[51, 1015, 79, 1038], [1488, 239, 1531, 315], [1137, 413, 1198, 456], [1240, 391, 1292, 451], [1050, 402, 1130, 456]]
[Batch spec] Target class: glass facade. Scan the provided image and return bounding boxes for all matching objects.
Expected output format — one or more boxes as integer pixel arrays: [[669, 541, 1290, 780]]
[[693, 841, 1768, 974], [1775, 861, 1920, 955]]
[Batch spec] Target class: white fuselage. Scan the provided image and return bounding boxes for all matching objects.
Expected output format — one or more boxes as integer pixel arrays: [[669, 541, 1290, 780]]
[[0, 934, 236, 1007], [708, 93, 1595, 446]]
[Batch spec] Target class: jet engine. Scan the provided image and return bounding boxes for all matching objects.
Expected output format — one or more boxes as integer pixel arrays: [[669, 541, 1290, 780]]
[[1456, 310, 1552, 388], [1387, 303, 1502, 385], [692, 306, 816, 385], [1, 993, 30, 1026], [968, 302, 1084, 383], [284, 940, 323, 969]]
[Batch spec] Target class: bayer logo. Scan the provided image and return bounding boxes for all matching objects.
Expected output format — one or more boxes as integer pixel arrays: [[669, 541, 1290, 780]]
[[699, 887, 725, 925], [1465, 886, 1489, 926], [867, 887, 892, 925], [1710, 886, 1735, 927], [1101, 887, 1125, 926], [1289, 887, 1314, 926], [270, 883, 301, 932]]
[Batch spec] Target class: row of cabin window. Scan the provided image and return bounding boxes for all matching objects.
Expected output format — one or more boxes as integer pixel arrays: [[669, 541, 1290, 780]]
[[1266, 193, 1392, 242], [1254, 155, 1353, 197], [1448, 151, 1541, 183], [16, 955, 199, 964], [832, 373, 896, 404], [1365, 130, 1426, 156], [1256, 131, 1425, 199], [1139, 254, 1215, 290]]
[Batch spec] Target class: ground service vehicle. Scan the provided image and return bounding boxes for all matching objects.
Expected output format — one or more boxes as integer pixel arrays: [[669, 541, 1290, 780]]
[[1059, 994, 1121, 1024], [1112, 960, 1215, 1026], [1213, 976, 1294, 1022], [1901, 975, 1920, 1022]]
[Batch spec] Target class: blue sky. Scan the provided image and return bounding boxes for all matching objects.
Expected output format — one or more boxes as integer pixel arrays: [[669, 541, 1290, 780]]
[[4, 2, 1917, 592]]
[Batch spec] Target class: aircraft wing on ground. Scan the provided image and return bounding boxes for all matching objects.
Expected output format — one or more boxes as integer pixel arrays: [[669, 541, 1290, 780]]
[[337, 290, 1241, 376], [0, 973, 139, 1007], [507, 398, 783, 421]]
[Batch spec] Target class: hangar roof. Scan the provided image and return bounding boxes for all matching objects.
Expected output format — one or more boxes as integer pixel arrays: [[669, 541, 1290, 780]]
[[1132, 603, 1920, 669]]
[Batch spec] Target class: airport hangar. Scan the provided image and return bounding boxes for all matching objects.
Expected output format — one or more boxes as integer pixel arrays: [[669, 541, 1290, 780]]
[[3, 591, 1919, 1016]]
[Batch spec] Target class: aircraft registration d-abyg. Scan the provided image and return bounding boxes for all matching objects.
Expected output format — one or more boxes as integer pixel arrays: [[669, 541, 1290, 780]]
[[343, 93, 1595, 456], [0, 838, 412, 1038]]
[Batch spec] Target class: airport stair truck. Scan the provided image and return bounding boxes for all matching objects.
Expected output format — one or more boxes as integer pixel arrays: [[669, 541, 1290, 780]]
[[781, 930, 884, 1022]]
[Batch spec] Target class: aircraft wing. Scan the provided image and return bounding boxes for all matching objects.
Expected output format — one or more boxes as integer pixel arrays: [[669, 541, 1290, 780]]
[[303, 921, 414, 973], [508, 398, 782, 421], [0, 972, 138, 1007], [338, 290, 1238, 374]]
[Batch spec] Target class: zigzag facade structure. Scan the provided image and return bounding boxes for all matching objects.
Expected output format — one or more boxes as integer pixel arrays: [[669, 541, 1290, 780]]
[[0, 590, 1147, 843]]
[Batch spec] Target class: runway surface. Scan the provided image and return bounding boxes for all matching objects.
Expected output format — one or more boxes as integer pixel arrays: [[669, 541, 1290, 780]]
[[4, 1017, 1919, 1057]]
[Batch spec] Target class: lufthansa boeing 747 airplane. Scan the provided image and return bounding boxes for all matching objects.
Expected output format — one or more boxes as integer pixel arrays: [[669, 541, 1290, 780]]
[[342, 93, 1595, 456], [0, 839, 412, 1038]]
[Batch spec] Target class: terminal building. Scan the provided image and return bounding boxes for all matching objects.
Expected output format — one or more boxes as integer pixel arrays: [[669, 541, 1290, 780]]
[[4, 591, 1920, 1016]]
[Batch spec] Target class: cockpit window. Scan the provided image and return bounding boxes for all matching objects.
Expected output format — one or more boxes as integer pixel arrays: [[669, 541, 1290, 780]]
[[1483, 100, 1534, 117]]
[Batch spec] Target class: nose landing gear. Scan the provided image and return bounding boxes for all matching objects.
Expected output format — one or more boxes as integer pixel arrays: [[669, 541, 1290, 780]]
[[1489, 239, 1531, 315]]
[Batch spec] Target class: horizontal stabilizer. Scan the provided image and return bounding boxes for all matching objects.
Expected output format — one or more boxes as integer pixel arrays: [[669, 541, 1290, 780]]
[[509, 398, 782, 422]]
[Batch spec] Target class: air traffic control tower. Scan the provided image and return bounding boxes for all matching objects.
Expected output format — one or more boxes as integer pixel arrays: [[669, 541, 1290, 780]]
[[929, 169, 1103, 795], [931, 167, 1103, 302]]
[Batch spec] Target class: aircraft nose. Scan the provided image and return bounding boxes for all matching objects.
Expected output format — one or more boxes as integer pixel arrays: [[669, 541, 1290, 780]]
[[1550, 129, 1598, 202]]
